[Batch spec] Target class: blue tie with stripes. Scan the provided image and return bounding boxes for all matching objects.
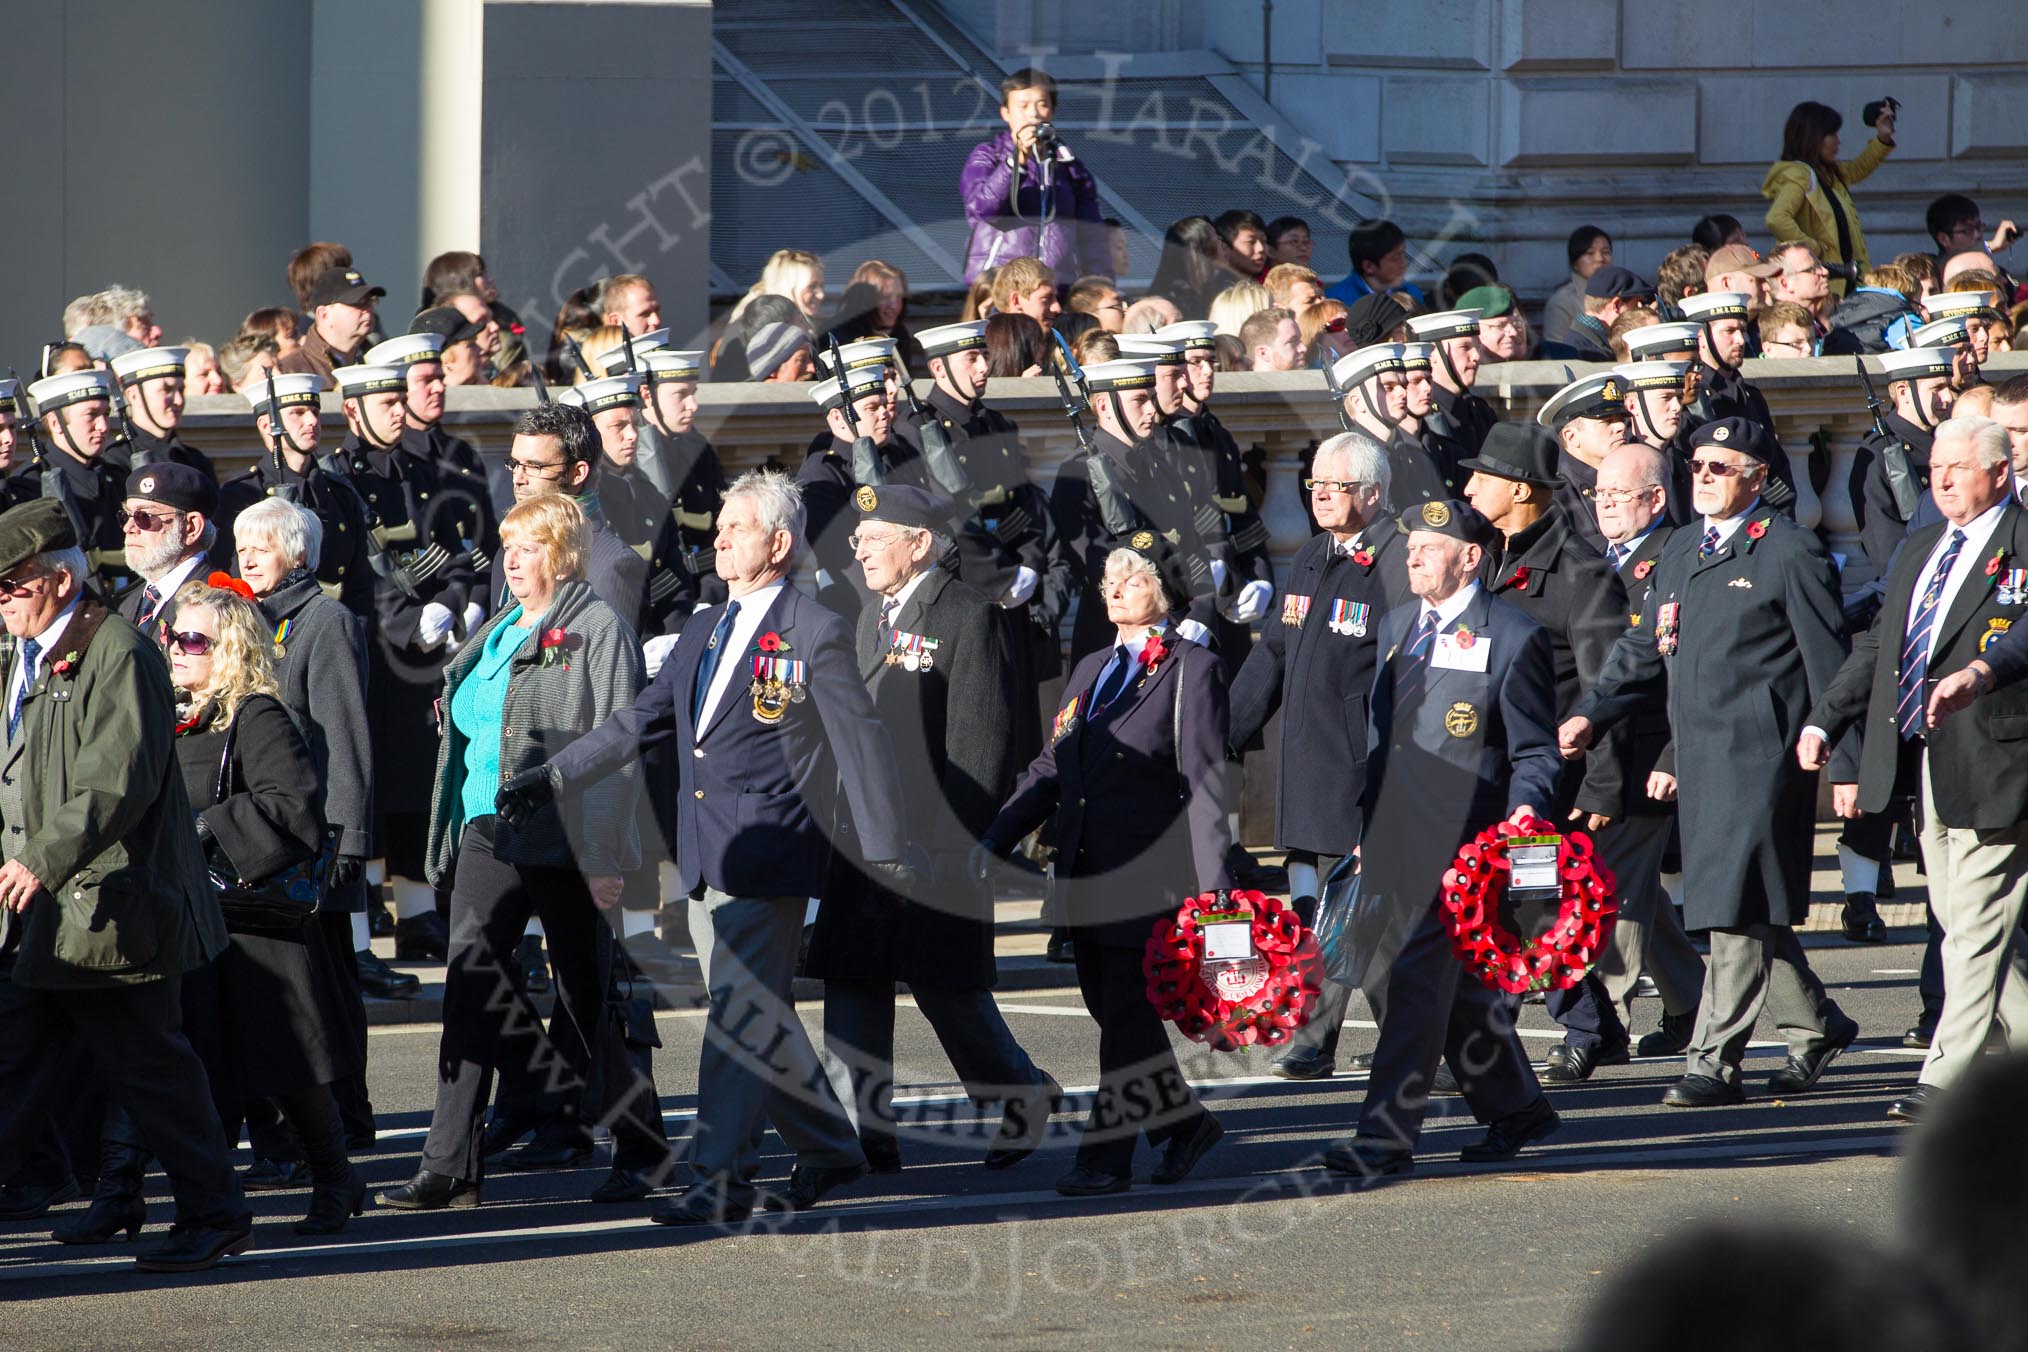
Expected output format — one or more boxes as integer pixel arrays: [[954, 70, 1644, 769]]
[[1897, 528, 1967, 738]]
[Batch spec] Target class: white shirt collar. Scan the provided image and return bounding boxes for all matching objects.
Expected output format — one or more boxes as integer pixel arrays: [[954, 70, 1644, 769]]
[[1704, 497, 1765, 547], [1608, 526, 1656, 560], [15, 598, 80, 697], [148, 552, 207, 602], [1421, 580, 1480, 630], [698, 580, 789, 731], [879, 566, 933, 618], [1936, 498, 2010, 557]]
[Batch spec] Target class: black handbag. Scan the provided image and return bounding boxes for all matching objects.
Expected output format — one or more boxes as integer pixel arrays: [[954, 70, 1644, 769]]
[[205, 713, 339, 930]]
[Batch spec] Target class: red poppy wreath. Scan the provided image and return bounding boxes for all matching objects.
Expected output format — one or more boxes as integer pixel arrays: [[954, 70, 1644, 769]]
[[1142, 890, 1323, 1051], [1439, 815, 1617, 994]]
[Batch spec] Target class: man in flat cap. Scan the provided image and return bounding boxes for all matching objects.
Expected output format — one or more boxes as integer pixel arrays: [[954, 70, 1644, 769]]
[[0, 499, 250, 1271], [1325, 497, 1564, 1177], [116, 463, 218, 641], [1548, 268, 1654, 363], [280, 268, 386, 381], [1565, 418, 1857, 1106]]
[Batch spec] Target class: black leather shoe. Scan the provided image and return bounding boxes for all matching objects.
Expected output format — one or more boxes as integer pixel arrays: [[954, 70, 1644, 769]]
[[1270, 1049, 1335, 1080], [650, 1183, 752, 1226], [1888, 1085, 1936, 1123], [394, 911, 450, 962], [355, 948, 420, 1000], [763, 1161, 869, 1213], [1767, 1017, 1859, 1095], [1461, 1097, 1560, 1163], [1045, 930, 1075, 964], [861, 1137, 904, 1176], [1542, 1041, 1628, 1083], [1151, 1114, 1224, 1185], [1054, 1166, 1130, 1197], [590, 1166, 658, 1204], [134, 1221, 253, 1273], [516, 934, 551, 994], [1840, 894, 1887, 944], [1322, 1138, 1414, 1180], [1903, 1020, 1936, 1050], [53, 1192, 145, 1245], [499, 1137, 593, 1172], [240, 1158, 311, 1192], [369, 904, 395, 938], [0, 1177, 80, 1220], [1637, 1010, 1697, 1058], [480, 1114, 535, 1161], [294, 1169, 367, 1235], [1662, 1073, 1745, 1107], [377, 1169, 481, 1210], [982, 1076, 1060, 1170]]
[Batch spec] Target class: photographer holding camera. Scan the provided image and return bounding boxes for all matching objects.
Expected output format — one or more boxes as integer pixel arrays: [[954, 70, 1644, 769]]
[[961, 68, 1108, 287], [1763, 98, 1898, 299]]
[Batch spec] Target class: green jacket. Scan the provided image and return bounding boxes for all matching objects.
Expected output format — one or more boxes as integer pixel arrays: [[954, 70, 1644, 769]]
[[0, 598, 225, 989]]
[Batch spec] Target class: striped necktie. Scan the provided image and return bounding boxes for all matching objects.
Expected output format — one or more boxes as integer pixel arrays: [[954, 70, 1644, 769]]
[[1897, 528, 1967, 738], [1393, 609, 1441, 706], [1698, 525, 1721, 558], [9, 638, 40, 742]]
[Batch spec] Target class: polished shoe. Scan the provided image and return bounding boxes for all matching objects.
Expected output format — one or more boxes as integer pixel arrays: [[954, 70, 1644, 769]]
[[764, 1161, 869, 1213], [1903, 1021, 1936, 1050], [240, 1158, 311, 1192], [1270, 1049, 1335, 1081], [1661, 1073, 1745, 1107], [516, 934, 551, 995], [1321, 1138, 1414, 1180], [1431, 1064, 1462, 1096], [650, 1183, 752, 1226], [480, 1114, 536, 1161], [393, 911, 450, 962], [294, 1169, 367, 1235], [1350, 1052, 1374, 1071], [355, 948, 420, 1000], [1150, 1114, 1224, 1185], [499, 1136, 594, 1172], [861, 1137, 904, 1176], [1767, 1017, 1859, 1095], [134, 1221, 253, 1273], [1888, 1085, 1936, 1123], [982, 1076, 1060, 1170], [1054, 1166, 1130, 1197], [369, 903, 395, 938], [1542, 1041, 1629, 1084], [377, 1169, 481, 1211], [1460, 1097, 1560, 1163], [590, 1166, 659, 1204], [0, 1177, 80, 1220], [52, 1192, 145, 1244], [1637, 1010, 1697, 1058], [1840, 894, 1887, 944], [1045, 930, 1075, 964], [1877, 863, 1898, 899]]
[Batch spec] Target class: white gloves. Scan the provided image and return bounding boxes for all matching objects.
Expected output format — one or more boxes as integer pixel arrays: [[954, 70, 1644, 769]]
[[417, 602, 456, 651], [1000, 565, 1039, 608], [643, 633, 682, 679], [1174, 618, 1212, 647], [1209, 558, 1229, 591], [1221, 579, 1274, 624], [461, 601, 486, 633]]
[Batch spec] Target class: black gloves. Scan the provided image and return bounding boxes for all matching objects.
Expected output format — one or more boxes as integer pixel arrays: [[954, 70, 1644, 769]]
[[496, 765, 562, 825], [328, 854, 364, 891], [866, 858, 921, 900]]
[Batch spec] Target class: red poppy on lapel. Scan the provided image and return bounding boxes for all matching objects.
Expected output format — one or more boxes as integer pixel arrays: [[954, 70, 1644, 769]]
[[1633, 559, 1654, 580]]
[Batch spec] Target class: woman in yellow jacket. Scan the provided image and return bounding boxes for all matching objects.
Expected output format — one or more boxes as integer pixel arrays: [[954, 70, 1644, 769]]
[[1762, 99, 1898, 298]]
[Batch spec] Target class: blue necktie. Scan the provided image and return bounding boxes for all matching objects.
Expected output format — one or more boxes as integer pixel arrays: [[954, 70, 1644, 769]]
[[691, 599, 741, 728], [1897, 528, 1967, 738], [1092, 645, 1133, 713], [1607, 542, 1629, 569], [1698, 525, 1721, 558], [9, 638, 41, 741], [1393, 609, 1441, 706]]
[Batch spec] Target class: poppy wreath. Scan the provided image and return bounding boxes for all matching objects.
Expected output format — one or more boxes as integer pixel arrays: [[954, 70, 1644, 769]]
[[1141, 889, 1322, 1051], [1439, 814, 1618, 995]]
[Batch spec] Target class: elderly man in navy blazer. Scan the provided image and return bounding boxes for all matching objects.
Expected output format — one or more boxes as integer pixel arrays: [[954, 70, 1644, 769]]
[[500, 468, 913, 1227]]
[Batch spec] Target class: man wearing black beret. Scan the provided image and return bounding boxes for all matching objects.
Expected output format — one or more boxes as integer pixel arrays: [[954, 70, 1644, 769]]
[[116, 462, 219, 640]]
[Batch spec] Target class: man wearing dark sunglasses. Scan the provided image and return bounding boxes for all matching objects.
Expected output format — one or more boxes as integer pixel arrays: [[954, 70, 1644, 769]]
[[115, 463, 216, 641]]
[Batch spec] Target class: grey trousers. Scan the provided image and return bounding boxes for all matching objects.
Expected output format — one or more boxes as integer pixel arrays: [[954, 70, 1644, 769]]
[[1594, 815, 1705, 1019], [1685, 925, 1840, 1084], [687, 888, 863, 1203], [1919, 760, 2028, 1089]]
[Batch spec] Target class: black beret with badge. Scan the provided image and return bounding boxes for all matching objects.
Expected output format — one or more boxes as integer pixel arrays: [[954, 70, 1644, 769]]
[[1120, 527, 1194, 609], [125, 462, 219, 518], [1397, 496, 1499, 547], [1687, 416, 1778, 467], [852, 483, 956, 534], [0, 499, 79, 576]]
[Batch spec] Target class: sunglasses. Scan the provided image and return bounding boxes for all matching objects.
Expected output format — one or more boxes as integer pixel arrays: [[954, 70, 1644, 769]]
[[1686, 458, 1751, 478], [167, 631, 215, 656], [117, 507, 179, 532], [0, 571, 48, 598], [1320, 316, 1348, 335]]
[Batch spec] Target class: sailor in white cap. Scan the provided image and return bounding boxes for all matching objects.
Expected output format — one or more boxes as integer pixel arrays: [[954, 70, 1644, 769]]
[[1921, 289, 2002, 367], [1853, 345, 1959, 570], [558, 373, 689, 639], [1398, 340, 1467, 496], [109, 345, 217, 483], [213, 373, 376, 616], [1616, 359, 1697, 519], [1678, 292, 1797, 511], [635, 347, 728, 614], [1328, 343, 1451, 512], [0, 377, 27, 504], [368, 331, 489, 485], [1537, 370, 1632, 551], [797, 362, 915, 617], [1910, 314, 1981, 393], [1405, 308, 1498, 455], [25, 368, 133, 593]]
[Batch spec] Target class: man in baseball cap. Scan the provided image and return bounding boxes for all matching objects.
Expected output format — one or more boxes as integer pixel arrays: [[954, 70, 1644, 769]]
[[280, 268, 387, 381]]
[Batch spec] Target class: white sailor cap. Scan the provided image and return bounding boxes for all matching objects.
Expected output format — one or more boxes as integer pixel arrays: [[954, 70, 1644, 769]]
[[1678, 292, 1752, 322], [331, 364, 408, 399], [1876, 347, 1954, 382], [1405, 309, 1482, 341], [597, 329, 671, 376], [1615, 360, 1691, 393], [817, 337, 899, 375], [1155, 320, 1219, 349], [0, 379, 20, 417], [641, 348, 706, 381], [241, 372, 325, 413], [1114, 335, 1184, 365], [365, 333, 446, 368], [1622, 321, 1704, 359], [1081, 359, 1160, 393], [1329, 343, 1406, 390], [1399, 342, 1434, 370], [1536, 371, 1627, 429], [1924, 290, 2002, 322], [557, 373, 644, 413], [812, 362, 890, 411], [1912, 316, 1972, 350], [916, 321, 989, 359], [109, 346, 189, 386], [30, 368, 117, 415]]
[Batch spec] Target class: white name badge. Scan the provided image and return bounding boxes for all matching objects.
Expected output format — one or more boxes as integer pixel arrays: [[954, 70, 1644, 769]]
[[1431, 632, 1490, 672], [1202, 921, 1256, 961]]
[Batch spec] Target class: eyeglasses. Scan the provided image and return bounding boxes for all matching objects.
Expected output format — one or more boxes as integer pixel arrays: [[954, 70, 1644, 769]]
[[166, 631, 215, 656], [1595, 488, 1661, 505], [0, 570, 48, 597], [1304, 478, 1360, 494], [117, 507, 179, 532], [1687, 457, 1751, 478], [847, 530, 911, 551], [507, 456, 568, 480]]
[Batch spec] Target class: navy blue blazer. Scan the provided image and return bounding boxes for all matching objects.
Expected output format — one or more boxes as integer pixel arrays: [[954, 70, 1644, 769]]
[[549, 581, 908, 900]]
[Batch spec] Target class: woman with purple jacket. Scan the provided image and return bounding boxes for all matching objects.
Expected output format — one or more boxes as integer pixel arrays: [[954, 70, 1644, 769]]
[[961, 68, 1109, 285]]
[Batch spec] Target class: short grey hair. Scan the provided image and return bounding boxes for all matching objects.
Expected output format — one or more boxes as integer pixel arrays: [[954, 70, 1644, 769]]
[[1102, 546, 1174, 612], [36, 547, 89, 596], [99, 285, 152, 326], [724, 467, 806, 548], [1932, 414, 2009, 470], [62, 292, 114, 338], [235, 496, 323, 570], [1312, 431, 1392, 509]]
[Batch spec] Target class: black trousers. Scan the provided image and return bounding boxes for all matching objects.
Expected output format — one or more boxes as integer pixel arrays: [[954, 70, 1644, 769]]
[[1284, 851, 1351, 1060], [317, 908, 376, 1143], [0, 975, 246, 1229], [1070, 936, 1205, 1178]]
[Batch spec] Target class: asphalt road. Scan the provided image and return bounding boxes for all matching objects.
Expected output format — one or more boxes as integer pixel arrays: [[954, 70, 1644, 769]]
[[2, 934, 1936, 1349]]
